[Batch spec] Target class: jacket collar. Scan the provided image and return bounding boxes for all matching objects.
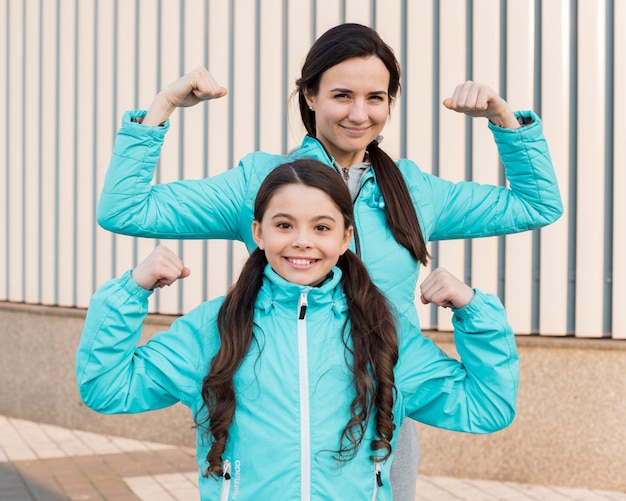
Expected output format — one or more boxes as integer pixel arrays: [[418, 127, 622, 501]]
[[256, 264, 347, 317], [290, 135, 335, 165]]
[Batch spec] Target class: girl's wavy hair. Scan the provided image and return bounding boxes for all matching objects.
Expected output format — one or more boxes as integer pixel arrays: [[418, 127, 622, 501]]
[[295, 22, 429, 266], [197, 159, 399, 477]]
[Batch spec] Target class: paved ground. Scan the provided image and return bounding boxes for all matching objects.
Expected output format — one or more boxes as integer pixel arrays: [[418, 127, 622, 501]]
[[1, 415, 625, 500]]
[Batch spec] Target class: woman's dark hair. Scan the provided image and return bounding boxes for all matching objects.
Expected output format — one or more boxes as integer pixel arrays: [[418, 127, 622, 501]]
[[295, 22, 429, 265], [197, 159, 399, 476]]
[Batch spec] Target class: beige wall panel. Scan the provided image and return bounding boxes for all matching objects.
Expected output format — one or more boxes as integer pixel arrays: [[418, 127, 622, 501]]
[[315, 0, 344, 37], [176, 0, 217, 314], [286, 6, 315, 150], [151, 1, 185, 315], [39, 0, 61, 306], [92, 0, 116, 294], [6, 0, 24, 303], [23, 1, 43, 304], [56, 0, 79, 307], [231, 2, 256, 164], [74, 0, 97, 308], [503, 1, 536, 334], [202, 4, 234, 303], [538, 0, 570, 335], [0, 0, 6, 300], [372, 1, 403, 161], [613, 2, 625, 339], [470, 0, 501, 302], [110, 4, 139, 308], [436, 0, 468, 332], [133, 0, 162, 313], [345, 0, 372, 26], [575, 0, 606, 337], [405, 1, 434, 329], [260, 0, 295, 152]]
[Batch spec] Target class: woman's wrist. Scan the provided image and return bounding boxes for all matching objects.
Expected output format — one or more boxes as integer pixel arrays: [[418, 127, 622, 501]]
[[142, 93, 176, 126]]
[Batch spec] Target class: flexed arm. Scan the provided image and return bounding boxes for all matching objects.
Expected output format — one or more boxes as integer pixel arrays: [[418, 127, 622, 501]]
[[397, 268, 519, 433], [413, 80, 563, 241], [96, 69, 251, 241]]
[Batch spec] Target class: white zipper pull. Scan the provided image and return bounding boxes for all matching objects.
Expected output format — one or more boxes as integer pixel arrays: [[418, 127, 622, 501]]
[[299, 291, 308, 319], [372, 461, 382, 500], [220, 459, 231, 501]]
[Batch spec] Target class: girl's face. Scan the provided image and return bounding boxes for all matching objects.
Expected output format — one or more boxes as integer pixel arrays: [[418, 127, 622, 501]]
[[305, 56, 391, 168], [252, 184, 353, 286]]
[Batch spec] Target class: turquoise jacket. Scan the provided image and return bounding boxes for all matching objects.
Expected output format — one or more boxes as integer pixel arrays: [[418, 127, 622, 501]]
[[97, 110, 562, 320], [76, 265, 518, 501]]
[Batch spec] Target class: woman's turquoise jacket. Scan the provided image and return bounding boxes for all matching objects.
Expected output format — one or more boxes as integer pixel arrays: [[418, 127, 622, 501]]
[[97, 110, 562, 321], [76, 264, 519, 501]]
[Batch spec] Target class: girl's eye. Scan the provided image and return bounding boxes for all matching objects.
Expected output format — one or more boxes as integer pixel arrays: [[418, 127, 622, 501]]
[[276, 222, 291, 229], [315, 225, 330, 232]]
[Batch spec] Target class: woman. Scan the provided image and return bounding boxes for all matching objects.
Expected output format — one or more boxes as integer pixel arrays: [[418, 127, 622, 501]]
[[96, 23, 561, 500], [79, 160, 519, 500]]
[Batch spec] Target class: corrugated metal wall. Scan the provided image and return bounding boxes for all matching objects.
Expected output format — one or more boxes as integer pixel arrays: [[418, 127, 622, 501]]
[[1, 0, 623, 338]]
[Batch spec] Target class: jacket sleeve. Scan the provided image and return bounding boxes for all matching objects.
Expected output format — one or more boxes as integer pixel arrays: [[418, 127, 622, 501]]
[[75, 270, 215, 414], [414, 111, 563, 241], [96, 110, 248, 240], [396, 290, 519, 433]]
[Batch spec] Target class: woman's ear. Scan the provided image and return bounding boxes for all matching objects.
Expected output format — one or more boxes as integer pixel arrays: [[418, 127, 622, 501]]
[[252, 220, 264, 250], [340, 226, 354, 255], [304, 90, 316, 111]]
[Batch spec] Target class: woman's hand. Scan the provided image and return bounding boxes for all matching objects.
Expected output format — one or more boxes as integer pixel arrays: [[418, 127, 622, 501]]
[[443, 81, 520, 129], [131, 245, 191, 290], [420, 267, 475, 309], [142, 67, 228, 126]]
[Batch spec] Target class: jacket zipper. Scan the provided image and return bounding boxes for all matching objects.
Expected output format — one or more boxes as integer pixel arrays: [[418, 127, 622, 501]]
[[372, 461, 382, 500], [220, 459, 231, 501], [298, 291, 311, 501], [352, 180, 368, 258]]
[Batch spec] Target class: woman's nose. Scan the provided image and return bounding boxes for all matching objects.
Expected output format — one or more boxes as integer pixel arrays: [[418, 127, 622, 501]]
[[348, 99, 368, 122]]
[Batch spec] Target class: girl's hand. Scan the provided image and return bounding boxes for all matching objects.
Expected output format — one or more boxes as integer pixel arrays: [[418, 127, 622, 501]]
[[142, 67, 227, 126], [131, 245, 191, 291], [443, 81, 520, 129], [419, 267, 475, 309]]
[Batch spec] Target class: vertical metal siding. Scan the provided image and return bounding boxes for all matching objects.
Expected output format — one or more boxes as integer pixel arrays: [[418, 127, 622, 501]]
[[0, 0, 623, 338]]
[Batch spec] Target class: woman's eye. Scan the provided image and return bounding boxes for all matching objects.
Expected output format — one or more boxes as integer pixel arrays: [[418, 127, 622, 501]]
[[315, 225, 330, 232], [277, 222, 291, 229]]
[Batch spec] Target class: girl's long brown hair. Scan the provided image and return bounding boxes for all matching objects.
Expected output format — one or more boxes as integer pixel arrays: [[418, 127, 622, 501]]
[[295, 22, 430, 265], [197, 159, 399, 477]]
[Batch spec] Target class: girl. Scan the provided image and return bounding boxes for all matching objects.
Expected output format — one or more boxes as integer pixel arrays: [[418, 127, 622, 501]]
[[96, 23, 556, 499], [78, 160, 519, 501]]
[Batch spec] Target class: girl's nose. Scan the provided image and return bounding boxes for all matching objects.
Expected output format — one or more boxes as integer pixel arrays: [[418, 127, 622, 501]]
[[292, 231, 313, 248]]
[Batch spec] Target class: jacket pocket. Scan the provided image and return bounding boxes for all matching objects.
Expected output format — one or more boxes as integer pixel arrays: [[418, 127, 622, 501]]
[[220, 459, 231, 501]]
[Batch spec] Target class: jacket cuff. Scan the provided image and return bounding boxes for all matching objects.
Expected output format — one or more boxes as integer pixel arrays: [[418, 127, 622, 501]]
[[122, 110, 171, 134], [488, 110, 540, 134], [119, 269, 155, 301], [452, 289, 489, 322]]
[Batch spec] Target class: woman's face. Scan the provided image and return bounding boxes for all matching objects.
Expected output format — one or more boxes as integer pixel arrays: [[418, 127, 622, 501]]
[[252, 184, 353, 287], [305, 56, 391, 168]]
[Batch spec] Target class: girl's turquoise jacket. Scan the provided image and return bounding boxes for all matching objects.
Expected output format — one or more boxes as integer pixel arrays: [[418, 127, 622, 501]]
[[97, 110, 562, 321], [76, 265, 519, 501]]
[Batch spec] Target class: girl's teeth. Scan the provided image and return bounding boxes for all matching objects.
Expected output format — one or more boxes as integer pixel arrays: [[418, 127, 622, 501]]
[[291, 258, 312, 265]]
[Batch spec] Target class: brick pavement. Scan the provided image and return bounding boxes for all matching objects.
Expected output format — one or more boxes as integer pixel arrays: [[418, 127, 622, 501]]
[[1, 415, 625, 500]]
